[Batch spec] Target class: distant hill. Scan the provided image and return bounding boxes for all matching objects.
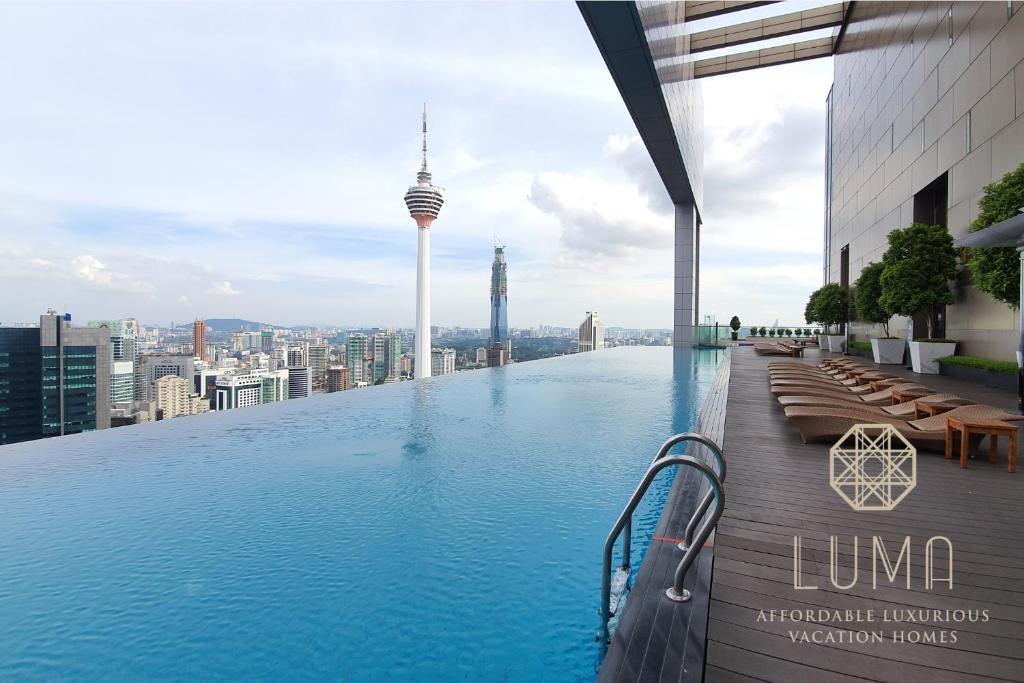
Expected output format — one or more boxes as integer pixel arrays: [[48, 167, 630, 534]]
[[203, 318, 267, 332]]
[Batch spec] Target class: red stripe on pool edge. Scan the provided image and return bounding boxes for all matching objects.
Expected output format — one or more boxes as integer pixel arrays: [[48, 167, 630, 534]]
[[652, 536, 715, 548]]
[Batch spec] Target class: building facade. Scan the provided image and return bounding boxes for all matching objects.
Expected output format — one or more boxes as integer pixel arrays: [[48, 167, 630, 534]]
[[577, 311, 606, 352], [192, 319, 207, 361], [110, 360, 135, 403], [346, 334, 369, 385], [0, 312, 111, 444], [372, 331, 401, 383], [155, 375, 192, 419], [326, 366, 351, 392], [489, 245, 510, 352], [307, 344, 328, 391], [135, 354, 195, 402], [430, 348, 455, 376], [214, 373, 263, 411], [829, 1, 1024, 358], [287, 366, 312, 399]]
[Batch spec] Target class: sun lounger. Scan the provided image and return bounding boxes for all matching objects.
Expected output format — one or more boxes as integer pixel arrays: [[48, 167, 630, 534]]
[[777, 392, 973, 417], [770, 382, 933, 403], [782, 404, 1021, 451]]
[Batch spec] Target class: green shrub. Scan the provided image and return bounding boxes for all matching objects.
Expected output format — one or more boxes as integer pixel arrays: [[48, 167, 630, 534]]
[[879, 223, 957, 338], [768, 328, 776, 337], [748, 326, 758, 336], [804, 328, 813, 336], [729, 315, 741, 331], [848, 341, 872, 351], [966, 162, 1024, 308], [937, 355, 1018, 375], [759, 326, 767, 336]]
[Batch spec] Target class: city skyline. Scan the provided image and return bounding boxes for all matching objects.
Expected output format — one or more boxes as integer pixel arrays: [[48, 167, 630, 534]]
[[0, 2, 830, 330]]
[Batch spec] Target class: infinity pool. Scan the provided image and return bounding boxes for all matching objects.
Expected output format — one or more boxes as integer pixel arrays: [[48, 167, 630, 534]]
[[0, 347, 723, 681]]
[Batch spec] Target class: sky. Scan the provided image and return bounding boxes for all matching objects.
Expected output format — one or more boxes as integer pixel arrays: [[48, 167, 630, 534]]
[[0, 2, 833, 330]]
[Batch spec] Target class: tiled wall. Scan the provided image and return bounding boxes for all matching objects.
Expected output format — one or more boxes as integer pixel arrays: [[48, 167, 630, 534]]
[[829, 1, 1024, 359]]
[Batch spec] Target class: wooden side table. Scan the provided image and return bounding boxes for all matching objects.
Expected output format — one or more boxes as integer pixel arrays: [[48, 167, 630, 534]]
[[913, 400, 956, 419], [891, 388, 928, 405], [945, 416, 1017, 473]]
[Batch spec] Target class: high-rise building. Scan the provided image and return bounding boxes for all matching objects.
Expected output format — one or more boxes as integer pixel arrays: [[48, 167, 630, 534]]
[[214, 373, 263, 411], [155, 375, 191, 419], [404, 105, 445, 379], [430, 348, 455, 376], [486, 344, 508, 368], [88, 318, 139, 362], [0, 312, 111, 445], [489, 244, 510, 353], [89, 318, 140, 402], [326, 366, 350, 392], [371, 331, 401, 383], [192, 320, 207, 361], [307, 344, 328, 391], [287, 367, 312, 399], [135, 354, 195, 402], [577, 311, 606, 353], [287, 345, 307, 368], [261, 370, 289, 403], [0, 326, 43, 445], [110, 360, 134, 403], [39, 312, 111, 439], [346, 333, 369, 385], [261, 328, 274, 353]]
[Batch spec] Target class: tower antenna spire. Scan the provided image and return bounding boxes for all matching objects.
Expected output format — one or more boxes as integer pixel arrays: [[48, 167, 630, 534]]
[[421, 103, 428, 172]]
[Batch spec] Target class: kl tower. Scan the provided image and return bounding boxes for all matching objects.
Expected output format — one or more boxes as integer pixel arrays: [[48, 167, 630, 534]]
[[404, 104, 444, 379]]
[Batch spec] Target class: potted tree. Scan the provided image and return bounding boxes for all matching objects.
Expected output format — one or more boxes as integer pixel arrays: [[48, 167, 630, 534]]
[[854, 261, 903, 364], [815, 283, 849, 352], [805, 289, 827, 349], [748, 326, 759, 338], [729, 316, 741, 341], [759, 326, 767, 337], [879, 223, 958, 373], [768, 328, 776, 338], [966, 162, 1024, 367]]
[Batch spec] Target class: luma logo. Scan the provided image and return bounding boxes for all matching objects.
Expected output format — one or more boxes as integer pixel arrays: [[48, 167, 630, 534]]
[[829, 424, 916, 511]]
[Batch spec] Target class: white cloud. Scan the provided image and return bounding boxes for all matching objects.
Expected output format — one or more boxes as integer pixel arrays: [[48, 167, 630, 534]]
[[72, 254, 113, 286], [207, 281, 240, 296]]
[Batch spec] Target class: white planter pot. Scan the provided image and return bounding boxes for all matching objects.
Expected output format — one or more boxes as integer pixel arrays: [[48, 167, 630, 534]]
[[908, 341, 957, 374], [871, 338, 905, 365], [825, 335, 845, 353], [816, 334, 827, 348]]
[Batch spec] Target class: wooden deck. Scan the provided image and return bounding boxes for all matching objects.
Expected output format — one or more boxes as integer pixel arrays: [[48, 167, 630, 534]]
[[706, 348, 1024, 682]]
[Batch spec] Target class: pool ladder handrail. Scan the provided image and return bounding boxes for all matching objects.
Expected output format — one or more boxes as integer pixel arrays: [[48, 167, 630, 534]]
[[599, 433, 726, 643]]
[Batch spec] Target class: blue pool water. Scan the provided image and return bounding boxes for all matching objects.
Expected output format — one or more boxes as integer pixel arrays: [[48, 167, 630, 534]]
[[0, 347, 723, 681]]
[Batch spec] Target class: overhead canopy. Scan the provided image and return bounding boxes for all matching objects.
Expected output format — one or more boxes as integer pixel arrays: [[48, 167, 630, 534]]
[[953, 212, 1024, 248]]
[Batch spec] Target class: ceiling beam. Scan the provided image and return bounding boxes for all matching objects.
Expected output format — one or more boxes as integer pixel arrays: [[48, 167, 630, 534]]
[[639, 1, 776, 30], [649, 2, 845, 59], [658, 35, 834, 80]]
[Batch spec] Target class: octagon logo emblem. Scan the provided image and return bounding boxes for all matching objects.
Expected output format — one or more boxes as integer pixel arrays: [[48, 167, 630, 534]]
[[830, 424, 916, 511]]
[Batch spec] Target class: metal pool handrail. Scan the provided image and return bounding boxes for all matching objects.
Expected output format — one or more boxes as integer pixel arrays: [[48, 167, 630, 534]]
[[599, 434, 726, 643]]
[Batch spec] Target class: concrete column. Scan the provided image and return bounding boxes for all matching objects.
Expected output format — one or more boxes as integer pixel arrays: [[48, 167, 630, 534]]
[[415, 226, 431, 378], [674, 203, 697, 347]]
